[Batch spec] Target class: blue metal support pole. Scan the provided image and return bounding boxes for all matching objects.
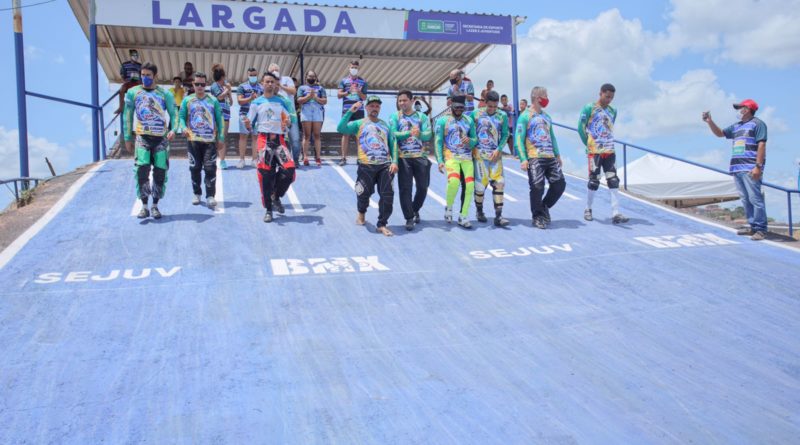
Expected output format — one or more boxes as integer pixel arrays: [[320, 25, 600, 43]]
[[99, 109, 107, 160], [90, 0, 100, 163], [510, 16, 520, 128], [623, 143, 628, 190], [788, 192, 794, 239], [13, 0, 29, 181]]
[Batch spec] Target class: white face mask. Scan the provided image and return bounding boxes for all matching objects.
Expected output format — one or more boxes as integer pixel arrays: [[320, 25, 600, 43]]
[[738, 109, 748, 120], [271, 71, 280, 79], [349, 68, 358, 76]]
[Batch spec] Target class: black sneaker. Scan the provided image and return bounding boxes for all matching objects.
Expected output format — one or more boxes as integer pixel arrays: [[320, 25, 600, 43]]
[[263, 211, 273, 223], [612, 213, 629, 224], [405, 219, 415, 231], [137, 207, 150, 219], [413, 211, 421, 224], [273, 197, 285, 214], [150, 206, 162, 219], [542, 206, 551, 225], [337, 157, 347, 166], [476, 211, 488, 223], [494, 216, 510, 227], [583, 208, 593, 221], [534, 217, 546, 229]]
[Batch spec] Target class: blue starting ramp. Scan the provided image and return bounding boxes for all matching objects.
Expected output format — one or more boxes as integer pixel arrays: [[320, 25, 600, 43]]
[[1, 159, 799, 444]]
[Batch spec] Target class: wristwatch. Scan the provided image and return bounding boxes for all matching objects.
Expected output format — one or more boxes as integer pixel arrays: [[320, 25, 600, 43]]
[[755, 162, 764, 169]]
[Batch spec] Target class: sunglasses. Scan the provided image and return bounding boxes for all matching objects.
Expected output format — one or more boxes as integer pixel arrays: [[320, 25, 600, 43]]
[[193, 82, 206, 87]]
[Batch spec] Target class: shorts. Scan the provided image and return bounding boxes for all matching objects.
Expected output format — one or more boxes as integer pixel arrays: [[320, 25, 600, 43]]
[[301, 106, 324, 123]]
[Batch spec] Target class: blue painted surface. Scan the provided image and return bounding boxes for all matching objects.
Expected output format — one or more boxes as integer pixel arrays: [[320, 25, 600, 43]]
[[1, 159, 799, 444]]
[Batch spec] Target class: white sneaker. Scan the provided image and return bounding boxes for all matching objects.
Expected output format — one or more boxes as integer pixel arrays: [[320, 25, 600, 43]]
[[192, 194, 201, 205], [237, 159, 245, 169], [207, 196, 217, 208]]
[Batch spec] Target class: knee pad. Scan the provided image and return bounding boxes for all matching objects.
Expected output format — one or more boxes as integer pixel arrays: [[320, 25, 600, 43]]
[[588, 178, 600, 191], [606, 172, 619, 189]]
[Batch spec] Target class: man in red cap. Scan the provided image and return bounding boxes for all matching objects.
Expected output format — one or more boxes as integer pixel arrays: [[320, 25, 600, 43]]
[[703, 99, 768, 240]]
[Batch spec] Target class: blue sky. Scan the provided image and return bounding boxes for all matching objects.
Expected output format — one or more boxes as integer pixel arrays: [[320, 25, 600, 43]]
[[1, 0, 798, 220]]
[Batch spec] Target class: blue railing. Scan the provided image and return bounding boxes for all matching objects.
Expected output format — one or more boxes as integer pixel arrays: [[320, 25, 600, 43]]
[[1, 177, 43, 205], [552, 122, 799, 239]]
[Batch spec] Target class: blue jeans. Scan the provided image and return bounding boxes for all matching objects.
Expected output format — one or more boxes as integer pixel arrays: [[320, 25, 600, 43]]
[[288, 121, 301, 164], [733, 171, 768, 232]]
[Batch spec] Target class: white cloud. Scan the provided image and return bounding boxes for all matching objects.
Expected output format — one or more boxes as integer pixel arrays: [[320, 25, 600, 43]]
[[0, 126, 70, 179], [666, 0, 800, 68], [24, 44, 41, 60]]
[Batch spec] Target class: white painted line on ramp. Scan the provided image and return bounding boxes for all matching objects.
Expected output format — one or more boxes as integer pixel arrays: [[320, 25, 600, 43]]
[[286, 185, 304, 213], [214, 159, 225, 214], [327, 160, 379, 209], [0, 162, 106, 271]]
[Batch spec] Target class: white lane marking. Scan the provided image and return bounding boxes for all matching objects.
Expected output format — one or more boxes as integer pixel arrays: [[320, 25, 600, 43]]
[[505, 167, 580, 200], [214, 159, 225, 214], [286, 185, 304, 213], [0, 162, 106, 271], [327, 160, 379, 209], [504, 193, 518, 202]]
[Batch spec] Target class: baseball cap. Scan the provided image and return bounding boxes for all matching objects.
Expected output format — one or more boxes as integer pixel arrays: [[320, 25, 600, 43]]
[[366, 95, 382, 104], [733, 99, 758, 112]]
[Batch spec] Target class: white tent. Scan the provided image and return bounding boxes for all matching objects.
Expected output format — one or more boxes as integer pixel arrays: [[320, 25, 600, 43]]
[[617, 153, 740, 207]]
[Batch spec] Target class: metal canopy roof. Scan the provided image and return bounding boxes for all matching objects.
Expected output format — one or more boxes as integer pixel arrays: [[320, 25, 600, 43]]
[[67, 0, 521, 92]]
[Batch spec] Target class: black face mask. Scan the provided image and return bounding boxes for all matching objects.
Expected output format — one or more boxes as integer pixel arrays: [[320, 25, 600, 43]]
[[449, 78, 458, 85], [307, 78, 316, 84]]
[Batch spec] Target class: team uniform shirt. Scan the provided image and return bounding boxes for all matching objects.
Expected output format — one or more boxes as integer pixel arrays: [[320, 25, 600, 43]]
[[434, 115, 478, 163], [297, 84, 327, 114], [338, 76, 368, 113], [470, 108, 509, 160], [123, 86, 177, 141], [515, 109, 560, 161], [723, 118, 767, 173], [209, 82, 231, 121], [247, 96, 291, 135], [448, 78, 476, 112], [179, 94, 225, 143], [237, 82, 264, 117], [578, 103, 617, 154], [170, 87, 185, 108], [337, 111, 397, 165], [119, 60, 142, 82], [388, 111, 433, 158]]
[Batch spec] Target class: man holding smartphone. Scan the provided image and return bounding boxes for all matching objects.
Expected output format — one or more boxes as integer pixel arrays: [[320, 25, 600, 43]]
[[703, 99, 769, 241]]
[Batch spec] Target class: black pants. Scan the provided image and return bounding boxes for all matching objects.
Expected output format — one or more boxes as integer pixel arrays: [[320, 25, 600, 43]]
[[257, 134, 296, 211], [528, 157, 566, 218], [356, 163, 394, 228], [135, 135, 169, 203], [188, 141, 218, 197], [398, 157, 431, 220], [588, 152, 618, 190]]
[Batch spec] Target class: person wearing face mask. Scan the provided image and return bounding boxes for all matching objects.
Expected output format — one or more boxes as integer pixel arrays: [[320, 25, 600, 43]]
[[179, 61, 195, 94], [448, 69, 476, 113], [471, 90, 510, 227], [236, 67, 264, 169], [123, 62, 178, 219], [500, 94, 515, 154], [268, 63, 301, 165], [516, 86, 566, 229], [297, 70, 327, 167], [703, 99, 769, 241], [389, 90, 433, 231], [337, 96, 398, 236], [116, 49, 142, 114], [337, 60, 369, 166], [435, 95, 478, 229], [178, 72, 225, 209], [243, 72, 295, 223], [578, 83, 628, 224]]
